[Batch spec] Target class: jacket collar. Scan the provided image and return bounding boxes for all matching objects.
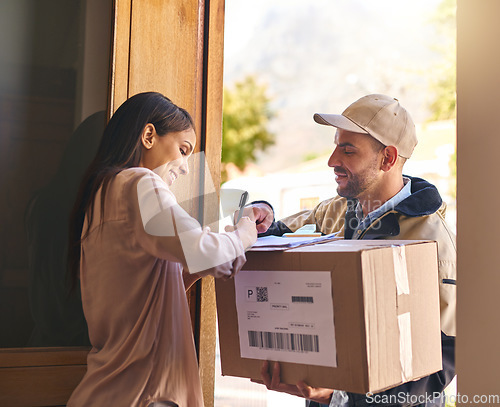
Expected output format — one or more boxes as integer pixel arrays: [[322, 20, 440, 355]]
[[394, 175, 442, 217], [346, 175, 442, 218], [344, 176, 443, 239]]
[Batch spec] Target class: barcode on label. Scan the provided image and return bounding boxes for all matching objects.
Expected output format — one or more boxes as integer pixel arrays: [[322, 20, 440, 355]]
[[248, 330, 319, 352], [256, 287, 268, 302], [291, 296, 314, 303]]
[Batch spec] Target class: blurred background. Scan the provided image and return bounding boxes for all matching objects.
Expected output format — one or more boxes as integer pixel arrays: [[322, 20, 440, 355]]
[[215, 0, 456, 405]]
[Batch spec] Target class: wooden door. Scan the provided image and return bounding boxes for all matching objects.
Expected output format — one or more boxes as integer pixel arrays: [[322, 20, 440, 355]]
[[111, 1, 225, 404]]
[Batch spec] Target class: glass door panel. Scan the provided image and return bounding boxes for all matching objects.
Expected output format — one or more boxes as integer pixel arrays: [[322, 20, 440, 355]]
[[0, 0, 111, 348]]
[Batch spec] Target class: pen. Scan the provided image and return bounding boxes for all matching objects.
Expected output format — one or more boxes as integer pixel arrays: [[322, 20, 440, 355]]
[[236, 191, 249, 223]]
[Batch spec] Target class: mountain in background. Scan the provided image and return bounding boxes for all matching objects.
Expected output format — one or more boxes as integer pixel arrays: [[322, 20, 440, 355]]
[[223, 0, 445, 173]]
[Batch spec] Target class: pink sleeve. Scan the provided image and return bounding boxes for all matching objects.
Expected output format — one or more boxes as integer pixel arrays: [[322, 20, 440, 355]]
[[133, 170, 245, 276]]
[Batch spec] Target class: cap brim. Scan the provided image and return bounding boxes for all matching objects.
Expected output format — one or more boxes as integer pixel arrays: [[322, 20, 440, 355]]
[[313, 113, 368, 134]]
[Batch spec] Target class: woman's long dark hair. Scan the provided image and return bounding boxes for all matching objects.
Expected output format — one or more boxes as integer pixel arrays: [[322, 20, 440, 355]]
[[68, 92, 194, 285]]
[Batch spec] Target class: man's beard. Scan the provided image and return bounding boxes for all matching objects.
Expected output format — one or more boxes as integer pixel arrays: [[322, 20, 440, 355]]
[[335, 161, 379, 199], [337, 172, 365, 198]]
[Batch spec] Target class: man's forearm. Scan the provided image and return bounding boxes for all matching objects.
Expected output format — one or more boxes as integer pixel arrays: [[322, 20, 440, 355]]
[[250, 200, 293, 237]]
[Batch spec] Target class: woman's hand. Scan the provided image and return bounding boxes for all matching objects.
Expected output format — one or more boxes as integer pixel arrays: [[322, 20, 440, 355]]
[[225, 216, 257, 250], [183, 217, 255, 282]]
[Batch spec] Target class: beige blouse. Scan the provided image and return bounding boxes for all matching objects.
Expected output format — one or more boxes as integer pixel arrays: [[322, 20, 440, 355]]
[[68, 168, 245, 407]]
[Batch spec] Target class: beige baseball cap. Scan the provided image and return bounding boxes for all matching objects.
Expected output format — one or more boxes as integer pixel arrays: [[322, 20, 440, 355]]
[[313, 94, 417, 159]]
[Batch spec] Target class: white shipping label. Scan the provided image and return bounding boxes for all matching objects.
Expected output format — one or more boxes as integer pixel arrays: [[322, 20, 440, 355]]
[[234, 270, 337, 367]]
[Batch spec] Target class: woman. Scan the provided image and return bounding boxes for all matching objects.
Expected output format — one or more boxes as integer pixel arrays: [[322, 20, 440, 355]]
[[67, 92, 257, 407]]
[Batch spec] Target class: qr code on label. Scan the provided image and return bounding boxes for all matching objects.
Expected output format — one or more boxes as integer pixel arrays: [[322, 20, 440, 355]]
[[256, 287, 268, 302]]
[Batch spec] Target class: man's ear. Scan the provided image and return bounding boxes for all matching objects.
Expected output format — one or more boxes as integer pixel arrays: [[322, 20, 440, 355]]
[[141, 123, 156, 150], [380, 146, 398, 171]]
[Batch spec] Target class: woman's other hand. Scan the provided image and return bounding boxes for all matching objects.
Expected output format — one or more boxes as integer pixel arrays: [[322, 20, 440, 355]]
[[225, 216, 257, 250]]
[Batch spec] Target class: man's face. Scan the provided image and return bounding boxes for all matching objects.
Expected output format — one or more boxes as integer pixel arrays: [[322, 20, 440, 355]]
[[328, 129, 384, 199]]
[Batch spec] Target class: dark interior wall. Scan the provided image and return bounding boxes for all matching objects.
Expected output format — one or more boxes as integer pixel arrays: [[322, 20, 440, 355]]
[[0, 0, 109, 348]]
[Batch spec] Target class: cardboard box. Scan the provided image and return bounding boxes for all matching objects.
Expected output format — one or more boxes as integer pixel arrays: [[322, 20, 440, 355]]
[[215, 240, 442, 394]]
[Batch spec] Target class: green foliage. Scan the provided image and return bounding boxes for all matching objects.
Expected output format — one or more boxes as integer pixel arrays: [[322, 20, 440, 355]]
[[428, 0, 456, 121], [428, 0, 457, 201], [222, 76, 276, 182], [303, 152, 320, 162], [432, 0, 456, 35], [429, 63, 456, 121], [302, 148, 333, 163]]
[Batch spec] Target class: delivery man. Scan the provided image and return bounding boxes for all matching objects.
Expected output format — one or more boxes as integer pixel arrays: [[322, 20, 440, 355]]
[[246, 94, 456, 407]]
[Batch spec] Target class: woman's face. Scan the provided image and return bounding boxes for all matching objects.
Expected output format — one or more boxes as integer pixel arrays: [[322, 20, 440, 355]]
[[140, 125, 197, 186]]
